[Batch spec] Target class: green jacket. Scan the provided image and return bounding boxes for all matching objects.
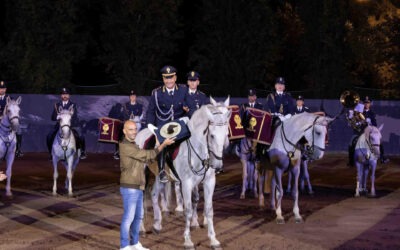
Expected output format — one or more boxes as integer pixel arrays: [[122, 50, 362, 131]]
[[119, 137, 159, 190]]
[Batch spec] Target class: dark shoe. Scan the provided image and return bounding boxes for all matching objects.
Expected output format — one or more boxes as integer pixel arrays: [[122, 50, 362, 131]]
[[113, 152, 120, 160], [159, 170, 168, 183], [15, 150, 24, 158], [49, 155, 53, 161], [80, 152, 87, 160]]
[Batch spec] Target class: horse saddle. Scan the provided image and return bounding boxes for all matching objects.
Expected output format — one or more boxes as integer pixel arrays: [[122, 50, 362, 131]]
[[143, 134, 181, 161]]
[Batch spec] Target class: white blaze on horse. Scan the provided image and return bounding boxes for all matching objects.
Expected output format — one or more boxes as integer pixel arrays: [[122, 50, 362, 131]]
[[51, 106, 80, 197], [354, 124, 383, 198], [269, 113, 334, 224], [0, 96, 21, 197], [138, 97, 231, 249]]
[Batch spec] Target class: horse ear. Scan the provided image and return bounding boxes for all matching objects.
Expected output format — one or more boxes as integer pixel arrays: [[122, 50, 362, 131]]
[[378, 123, 384, 131], [227, 108, 232, 119], [210, 96, 217, 106], [224, 95, 230, 107], [6, 96, 11, 104], [16, 96, 22, 105]]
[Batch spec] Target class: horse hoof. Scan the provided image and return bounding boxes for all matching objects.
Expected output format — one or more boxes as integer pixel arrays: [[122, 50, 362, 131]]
[[211, 244, 222, 250], [240, 194, 245, 199], [354, 193, 360, 198], [367, 193, 377, 198], [184, 245, 195, 250], [175, 211, 184, 217], [308, 191, 314, 196], [276, 218, 285, 224], [190, 225, 200, 230], [52, 193, 58, 197], [152, 226, 161, 235], [295, 217, 304, 224]]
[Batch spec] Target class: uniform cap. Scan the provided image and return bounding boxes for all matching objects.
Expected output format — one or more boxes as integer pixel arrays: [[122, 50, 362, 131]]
[[129, 90, 136, 96], [296, 95, 304, 101], [160, 65, 177, 78], [0, 81, 6, 89], [187, 71, 200, 81], [275, 77, 285, 85], [61, 87, 70, 94], [248, 89, 257, 96], [363, 96, 371, 103]]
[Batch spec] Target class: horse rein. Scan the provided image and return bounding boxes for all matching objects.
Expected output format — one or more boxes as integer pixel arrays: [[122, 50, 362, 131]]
[[358, 129, 380, 160], [186, 114, 228, 177], [280, 116, 326, 159], [0, 107, 19, 160]]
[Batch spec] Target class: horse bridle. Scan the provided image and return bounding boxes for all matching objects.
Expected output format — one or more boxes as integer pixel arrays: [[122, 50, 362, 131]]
[[0, 105, 20, 160], [281, 116, 326, 158], [358, 129, 380, 160], [186, 112, 228, 177]]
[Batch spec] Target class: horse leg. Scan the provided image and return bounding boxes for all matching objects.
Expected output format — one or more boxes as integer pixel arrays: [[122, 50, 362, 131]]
[[257, 163, 265, 208], [291, 165, 303, 223], [362, 165, 369, 195], [355, 162, 362, 197], [369, 162, 377, 197], [66, 157, 74, 197], [274, 169, 285, 224], [151, 177, 163, 234], [303, 160, 313, 194], [182, 182, 195, 249], [270, 171, 276, 211], [5, 153, 16, 197], [286, 171, 292, 194], [240, 159, 247, 199], [160, 183, 170, 213], [52, 157, 59, 196], [253, 161, 259, 198], [174, 181, 184, 214], [191, 185, 200, 229], [203, 175, 220, 249]]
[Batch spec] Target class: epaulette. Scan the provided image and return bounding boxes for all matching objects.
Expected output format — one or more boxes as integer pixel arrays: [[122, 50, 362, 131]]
[[152, 86, 162, 95], [286, 92, 292, 97], [198, 90, 206, 95]]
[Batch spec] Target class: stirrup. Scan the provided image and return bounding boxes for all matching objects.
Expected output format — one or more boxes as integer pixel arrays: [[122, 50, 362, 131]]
[[159, 170, 168, 183]]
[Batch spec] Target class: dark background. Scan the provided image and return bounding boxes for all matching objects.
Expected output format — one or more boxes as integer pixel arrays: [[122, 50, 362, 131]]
[[0, 0, 399, 99]]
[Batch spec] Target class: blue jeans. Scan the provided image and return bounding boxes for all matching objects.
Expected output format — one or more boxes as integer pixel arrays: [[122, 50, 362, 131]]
[[120, 187, 143, 248]]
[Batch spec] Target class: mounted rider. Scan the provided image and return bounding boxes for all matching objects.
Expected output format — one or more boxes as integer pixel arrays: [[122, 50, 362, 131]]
[[185, 71, 209, 118], [146, 65, 189, 183], [46, 87, 87, 160], [0, 81, 23, 158]]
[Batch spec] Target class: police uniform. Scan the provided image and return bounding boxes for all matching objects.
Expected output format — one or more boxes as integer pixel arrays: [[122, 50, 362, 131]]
[[185, 71, 209, 118], [264, 77, 295, 115], [146, 67, 188, 127], [123, 90, 143, 121], [46, 88, 87, 159], [0, 81, 24, 157], [294, 96, 310, 114], [240, 89, 263, 127], [146, 66, 188, 183]]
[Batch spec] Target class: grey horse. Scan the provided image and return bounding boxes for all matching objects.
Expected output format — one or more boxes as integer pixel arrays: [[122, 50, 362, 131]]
[[0, 96, 21, 197], [354, 124, 383, 197], [51, 106, 80, 197], [269, 113, 334, 224]]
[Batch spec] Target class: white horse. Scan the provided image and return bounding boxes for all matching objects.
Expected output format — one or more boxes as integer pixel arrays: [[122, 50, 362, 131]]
[[51, 106, 80, 197], [138, 97, 231, 249], [269, 113, 334, 224], [354, 124, 383, 198], [0, 96, 21, 197], [236, 137, 259, 199]]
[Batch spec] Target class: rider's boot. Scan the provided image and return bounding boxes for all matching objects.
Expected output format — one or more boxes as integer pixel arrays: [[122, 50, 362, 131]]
[[15, 134, 24, 157], [158, 150, 168, 183]]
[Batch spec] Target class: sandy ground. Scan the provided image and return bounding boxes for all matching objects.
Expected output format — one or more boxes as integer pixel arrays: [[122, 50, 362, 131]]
[[0, 152, 399, 250]]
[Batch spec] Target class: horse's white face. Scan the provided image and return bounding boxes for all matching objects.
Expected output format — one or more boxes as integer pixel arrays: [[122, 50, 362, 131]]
[[206, 98, 231, 170], [57, 108, 73, 137], [366, 126, 382, 156], [303, 117, 332, 160], [5, 96, 21, 131]]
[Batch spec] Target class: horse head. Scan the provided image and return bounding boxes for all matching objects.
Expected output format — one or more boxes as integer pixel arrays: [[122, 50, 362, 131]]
[[4, 96, 21, 132], [57, 105, 74, 138], [302, 114, 334, 160], [203, 96, 231, 170], [364, 125, 383, 156], [129, 113, 143, 131]]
